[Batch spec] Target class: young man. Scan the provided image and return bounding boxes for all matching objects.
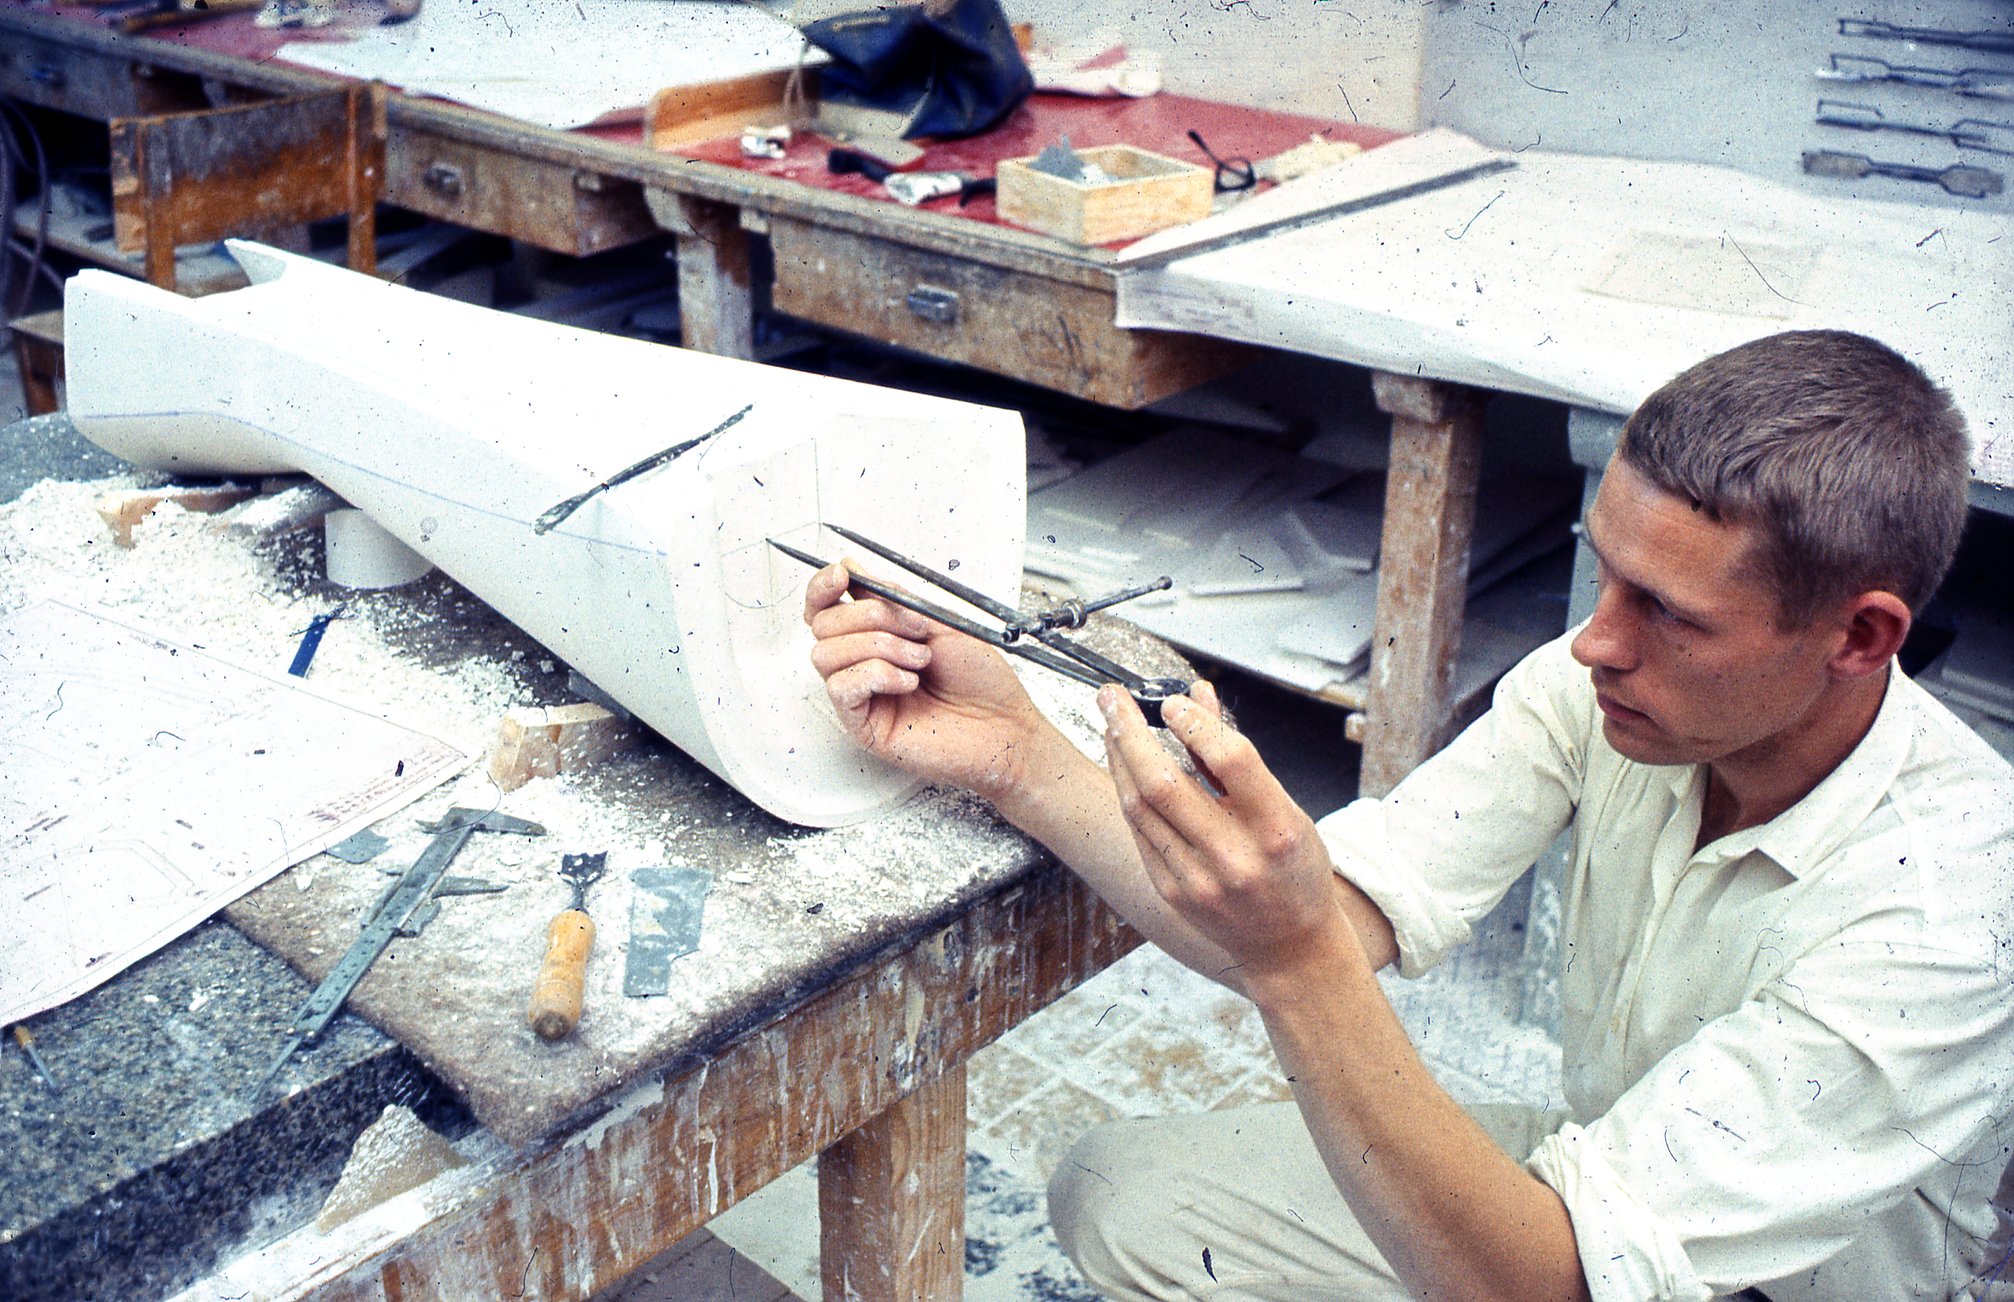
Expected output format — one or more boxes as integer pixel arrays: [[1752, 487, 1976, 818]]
[[803, 330, 2014, 1301]]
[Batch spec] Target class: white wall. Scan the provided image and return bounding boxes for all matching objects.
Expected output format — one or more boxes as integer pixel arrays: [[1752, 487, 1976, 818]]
[[1004, 1, 1432, 130], [1421, 0, 2014, 214]]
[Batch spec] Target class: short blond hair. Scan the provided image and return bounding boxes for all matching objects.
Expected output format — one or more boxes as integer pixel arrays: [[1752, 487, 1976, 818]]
[[1617, 330, 1970, 626]]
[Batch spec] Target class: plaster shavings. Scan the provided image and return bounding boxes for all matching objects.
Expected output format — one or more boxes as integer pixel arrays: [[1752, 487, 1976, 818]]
[[1, 474, 1158, 1148]]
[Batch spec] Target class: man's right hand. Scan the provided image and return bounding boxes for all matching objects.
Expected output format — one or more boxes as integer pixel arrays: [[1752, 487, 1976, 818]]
[[804, 560, 1053, 802]]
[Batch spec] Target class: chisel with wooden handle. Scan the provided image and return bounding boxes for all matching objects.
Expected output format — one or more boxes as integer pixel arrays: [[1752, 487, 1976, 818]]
[[528, 852, 607, 1040]]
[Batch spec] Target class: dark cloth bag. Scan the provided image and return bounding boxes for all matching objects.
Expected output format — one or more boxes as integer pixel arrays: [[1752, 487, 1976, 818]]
[[800, 0, 1032, 140]]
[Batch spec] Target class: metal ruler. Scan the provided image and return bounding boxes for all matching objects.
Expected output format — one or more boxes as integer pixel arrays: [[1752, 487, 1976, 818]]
[[1118, 156, 1519, 271], [257, 807, 545, 1092]]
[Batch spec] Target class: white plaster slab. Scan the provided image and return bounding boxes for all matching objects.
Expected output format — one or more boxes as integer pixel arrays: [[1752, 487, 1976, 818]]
[[63, 243, 1027, 828], [1119, 135, 2014, 489], [277, 0, 815, 131], [1026, 427, 1350, 596]]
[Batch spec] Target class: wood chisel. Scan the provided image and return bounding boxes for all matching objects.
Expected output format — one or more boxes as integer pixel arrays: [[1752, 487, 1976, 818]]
[[528, 852, 608, 1040], [1801, 149, 2004, 199]]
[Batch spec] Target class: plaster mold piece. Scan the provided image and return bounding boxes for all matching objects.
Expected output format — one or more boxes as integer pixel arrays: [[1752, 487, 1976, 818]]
[[64, 242, 1027, 827], [324, 506, 434, 588]]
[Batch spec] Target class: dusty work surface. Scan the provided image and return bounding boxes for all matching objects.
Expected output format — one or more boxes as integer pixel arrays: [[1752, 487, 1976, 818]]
[[0, 471, 1166, 1151]]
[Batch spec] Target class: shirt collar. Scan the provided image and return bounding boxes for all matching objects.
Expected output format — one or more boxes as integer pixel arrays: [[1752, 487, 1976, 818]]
[[1693, 660, 1914, 878]]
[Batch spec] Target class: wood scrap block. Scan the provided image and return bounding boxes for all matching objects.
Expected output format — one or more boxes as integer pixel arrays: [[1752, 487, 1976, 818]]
[[8, 309, 65, 417], [95, 483, 260, 548], [488, 702, 641, 792], [645, 68, 812, 152], [221, 480, 347, 537]]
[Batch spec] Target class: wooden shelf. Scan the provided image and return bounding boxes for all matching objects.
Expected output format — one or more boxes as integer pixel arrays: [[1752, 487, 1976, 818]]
[[12, 188, 248, 296]]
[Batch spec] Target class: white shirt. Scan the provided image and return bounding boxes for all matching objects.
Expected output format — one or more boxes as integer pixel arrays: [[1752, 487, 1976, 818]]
[[1316, 632, 2014, 1301]]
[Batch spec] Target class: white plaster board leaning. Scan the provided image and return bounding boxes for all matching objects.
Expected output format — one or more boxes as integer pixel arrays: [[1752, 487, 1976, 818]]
[[63, 243, 1028, 827]]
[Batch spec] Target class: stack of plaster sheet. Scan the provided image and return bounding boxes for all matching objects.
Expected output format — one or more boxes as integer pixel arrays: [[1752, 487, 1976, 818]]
[[1026, 428, 1575, 695]]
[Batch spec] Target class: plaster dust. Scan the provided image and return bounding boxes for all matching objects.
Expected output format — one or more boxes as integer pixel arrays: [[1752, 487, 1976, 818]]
[[0, 475, 1167, 1151]]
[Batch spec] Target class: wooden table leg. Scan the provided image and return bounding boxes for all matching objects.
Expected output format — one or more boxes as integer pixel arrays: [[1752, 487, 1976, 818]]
[[819, 1066, 968, 1301], [647, 189, 756, 360], [1359, 371, 1485, 798], [250, 867, 1131, 1302]]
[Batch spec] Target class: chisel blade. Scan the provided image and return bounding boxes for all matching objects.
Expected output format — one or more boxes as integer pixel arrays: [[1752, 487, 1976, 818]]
[[623, 866, 713, 997]]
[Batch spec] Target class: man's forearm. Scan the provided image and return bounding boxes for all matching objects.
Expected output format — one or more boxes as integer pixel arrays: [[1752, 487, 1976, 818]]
[[1249, 935, 1591, 1302]]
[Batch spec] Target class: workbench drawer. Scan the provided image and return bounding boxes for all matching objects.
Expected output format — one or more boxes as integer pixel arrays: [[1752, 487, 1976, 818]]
[[766, 217, 1248, 410], [384, 126, 659, 257], [0, 30, 205, 118]]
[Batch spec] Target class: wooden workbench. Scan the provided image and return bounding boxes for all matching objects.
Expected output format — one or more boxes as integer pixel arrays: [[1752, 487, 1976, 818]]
[[0, 2, 1488, 792], [217, 846, 1138, 1302], [0, 455, 1156, 1302]]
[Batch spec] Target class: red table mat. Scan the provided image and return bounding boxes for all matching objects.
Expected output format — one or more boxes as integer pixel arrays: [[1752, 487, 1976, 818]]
[[596, 92, 1401, 239], [25, 5, 1401, 246]]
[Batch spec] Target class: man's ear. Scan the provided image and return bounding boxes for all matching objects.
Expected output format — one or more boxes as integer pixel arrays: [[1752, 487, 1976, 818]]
[[1829, 590, 1912, 680]]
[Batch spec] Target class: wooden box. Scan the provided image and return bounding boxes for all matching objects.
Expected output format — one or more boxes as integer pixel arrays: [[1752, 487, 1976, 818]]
[[996, 145, 1212, 245]]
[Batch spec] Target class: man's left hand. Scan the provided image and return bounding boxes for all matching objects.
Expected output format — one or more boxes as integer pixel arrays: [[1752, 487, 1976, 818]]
[[1100, 683, 1363, 988]]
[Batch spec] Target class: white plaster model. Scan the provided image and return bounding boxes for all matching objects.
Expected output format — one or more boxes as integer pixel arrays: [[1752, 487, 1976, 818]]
[[63, 242, 1027, 827]]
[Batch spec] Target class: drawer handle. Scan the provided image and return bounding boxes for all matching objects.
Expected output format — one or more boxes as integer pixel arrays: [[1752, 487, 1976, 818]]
[[27, 62, 65, 90], [422, 163, 465, 198], [905, 285, 958, 325]]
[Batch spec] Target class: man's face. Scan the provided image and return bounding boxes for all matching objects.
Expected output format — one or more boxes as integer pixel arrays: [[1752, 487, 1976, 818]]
[[1568, 459, 1843, 769]]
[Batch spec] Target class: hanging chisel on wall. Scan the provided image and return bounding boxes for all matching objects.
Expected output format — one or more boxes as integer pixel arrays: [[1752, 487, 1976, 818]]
[[1801, 149, 2004, 198]]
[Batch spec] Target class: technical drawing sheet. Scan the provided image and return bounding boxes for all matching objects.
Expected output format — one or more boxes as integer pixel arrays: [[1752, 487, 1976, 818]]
[[0, 601, 467, 1026]]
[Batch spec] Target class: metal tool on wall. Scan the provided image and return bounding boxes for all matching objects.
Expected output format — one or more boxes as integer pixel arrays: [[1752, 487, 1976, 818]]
[[1819, 53, 2014, 102], [1837, 18, 2014, 56], [258, 807, 544, 1091], [1816, 100, 2014, 155], [527, 852, 608, 1040], [1801, 148, 2005, 198], [769, 524, 1191, 725]]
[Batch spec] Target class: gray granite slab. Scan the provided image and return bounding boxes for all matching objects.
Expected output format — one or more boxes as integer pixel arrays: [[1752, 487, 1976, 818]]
[[0, 921, 469, 1302]]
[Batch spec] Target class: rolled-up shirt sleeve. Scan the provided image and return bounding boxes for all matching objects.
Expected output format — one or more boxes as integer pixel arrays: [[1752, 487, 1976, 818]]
[[1315, 632, 1587, 977], [1526, 927, 2014, 1299]]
